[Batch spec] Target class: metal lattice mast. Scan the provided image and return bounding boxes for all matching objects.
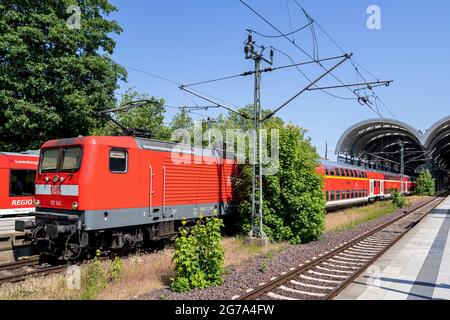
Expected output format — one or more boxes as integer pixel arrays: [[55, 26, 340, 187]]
[[245, 32, 273, 238]]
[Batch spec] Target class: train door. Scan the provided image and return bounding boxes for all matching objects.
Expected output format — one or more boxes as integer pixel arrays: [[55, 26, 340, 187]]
[[380, 180, 385, 196], [370, 179, 375, 197], [149, 164, 155, 217]]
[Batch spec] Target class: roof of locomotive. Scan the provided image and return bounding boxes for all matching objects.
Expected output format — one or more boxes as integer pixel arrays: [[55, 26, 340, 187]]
[[320, 159, 407, 178], [41, 136, 235, 160]]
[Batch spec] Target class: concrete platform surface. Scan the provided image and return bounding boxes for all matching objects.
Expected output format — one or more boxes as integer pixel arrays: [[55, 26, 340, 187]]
[[335, 195, 450, 300]]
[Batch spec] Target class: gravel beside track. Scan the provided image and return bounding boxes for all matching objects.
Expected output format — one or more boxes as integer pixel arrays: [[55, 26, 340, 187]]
[[139, 197, 432, 300]]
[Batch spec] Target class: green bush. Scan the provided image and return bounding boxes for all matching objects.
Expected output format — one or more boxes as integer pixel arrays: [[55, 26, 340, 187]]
[[234, 124, 326, 244], [416, 169, 435, 196], [80, 250, 107, 300], [392, 190, 407, 208], [110, 256, 124, 281], [170, 216, 225, 293]]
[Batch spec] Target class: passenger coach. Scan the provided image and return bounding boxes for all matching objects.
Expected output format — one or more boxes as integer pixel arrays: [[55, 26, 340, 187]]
[[0, 152, 38, 217], [318, 159, 414, 210]]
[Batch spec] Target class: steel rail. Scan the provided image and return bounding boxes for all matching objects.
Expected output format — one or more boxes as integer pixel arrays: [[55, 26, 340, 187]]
[[0, 256, 40, 272], [0, 264, 67, 285], [238, 195, 446, 300]]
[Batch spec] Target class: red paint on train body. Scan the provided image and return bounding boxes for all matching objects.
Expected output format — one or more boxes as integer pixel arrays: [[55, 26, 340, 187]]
[[318, 159, 414, 210], [34, 136, 235, 214]]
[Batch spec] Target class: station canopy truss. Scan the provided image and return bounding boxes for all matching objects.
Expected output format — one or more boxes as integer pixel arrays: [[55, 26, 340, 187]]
[[335, 117, 450, 180]]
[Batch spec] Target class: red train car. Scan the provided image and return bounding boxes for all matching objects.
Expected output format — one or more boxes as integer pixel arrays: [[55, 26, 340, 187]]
[[0, 152, 38, 217], [317, 160, 414, 210], [18, 136, 235, 258]]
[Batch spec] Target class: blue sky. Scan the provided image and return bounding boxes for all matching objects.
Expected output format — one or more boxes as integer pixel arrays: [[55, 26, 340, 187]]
[[108, 0, 450, 159]]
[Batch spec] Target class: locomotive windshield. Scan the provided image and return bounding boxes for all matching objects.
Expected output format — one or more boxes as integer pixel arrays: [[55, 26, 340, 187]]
[[40, 147, 82, 173]]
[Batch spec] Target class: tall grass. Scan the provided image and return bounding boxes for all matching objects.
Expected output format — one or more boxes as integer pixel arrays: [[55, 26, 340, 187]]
[[325, 196, 424, 233]]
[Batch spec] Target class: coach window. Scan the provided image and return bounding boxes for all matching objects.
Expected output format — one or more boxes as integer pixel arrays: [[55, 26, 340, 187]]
[[330, 168, 335, 176], [110, 149, 128, 173], [10, 170, 35, 196], [330, 191, 335, 201]]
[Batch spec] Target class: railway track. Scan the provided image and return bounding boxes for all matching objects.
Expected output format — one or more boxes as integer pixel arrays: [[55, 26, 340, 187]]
[[237, 195, 446, 301], [0, 256, 67, 285]]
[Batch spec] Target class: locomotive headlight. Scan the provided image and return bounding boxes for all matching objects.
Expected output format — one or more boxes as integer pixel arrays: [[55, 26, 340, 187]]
[[34, 199, 40, 207], [72, 202, 79, 210]]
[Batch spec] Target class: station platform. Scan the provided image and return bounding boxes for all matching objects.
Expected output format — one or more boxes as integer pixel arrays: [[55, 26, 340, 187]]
[[335, 195, 450, 300]]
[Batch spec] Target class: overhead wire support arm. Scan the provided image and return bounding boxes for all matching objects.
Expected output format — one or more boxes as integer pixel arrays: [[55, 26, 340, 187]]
[[182, 55, 347, 88], [307, 80, 393, 91], [179, 105, 220, 111], [179, 85, 253, 120], [263, 53, 352, 121]]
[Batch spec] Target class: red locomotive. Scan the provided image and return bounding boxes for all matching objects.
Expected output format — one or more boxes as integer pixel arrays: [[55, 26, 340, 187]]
[[17, 136, 235, 259], [318, 159, 414, 210], [0, 152, 38, 217]]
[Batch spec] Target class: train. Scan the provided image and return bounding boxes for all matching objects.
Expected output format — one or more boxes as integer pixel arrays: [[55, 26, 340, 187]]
[[318, 160, 414, 210], [0, 152, 39, 218], [14, 136, 414, 259], [16, 136, 236, 259]]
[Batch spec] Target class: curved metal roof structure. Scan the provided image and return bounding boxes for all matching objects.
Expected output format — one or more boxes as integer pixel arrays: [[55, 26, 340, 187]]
[[424, 116, 450, 172], [336, 117, 450, 177]]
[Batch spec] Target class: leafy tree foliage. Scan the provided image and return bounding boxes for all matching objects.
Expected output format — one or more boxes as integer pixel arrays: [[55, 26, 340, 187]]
[[170, 108, 194, 131], [415, 169, 435, 196], [392, 190, 407, 208], [0, 0, 126, 151], [230, 107, 326, 244]]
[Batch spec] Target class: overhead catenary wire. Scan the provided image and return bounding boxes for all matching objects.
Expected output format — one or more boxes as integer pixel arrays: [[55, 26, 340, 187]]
[[239, 0, 388, 118], [247, 21, 312, 39], [291, 0, 397, 119], [285, 0, 295, 42], [271, 47, 358, 101], [182, 54, 347, 87]]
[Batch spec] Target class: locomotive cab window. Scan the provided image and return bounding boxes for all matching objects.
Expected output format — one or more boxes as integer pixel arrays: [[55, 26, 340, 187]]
[[110, 149, 128, 173], [10, 170, 36, 197], [40, 148, 59, 173], [61, 147, 82, 172]]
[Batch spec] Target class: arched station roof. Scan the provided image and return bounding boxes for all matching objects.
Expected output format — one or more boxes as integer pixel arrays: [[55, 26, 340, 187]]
[[424, 116, 450, 171], [336, 117, 450, 176]]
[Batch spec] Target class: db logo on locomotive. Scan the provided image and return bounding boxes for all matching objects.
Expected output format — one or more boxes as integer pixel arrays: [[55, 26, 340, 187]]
[[51, 185, 61, 195]]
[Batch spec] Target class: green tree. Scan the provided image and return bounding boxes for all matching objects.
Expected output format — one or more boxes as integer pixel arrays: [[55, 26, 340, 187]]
[[170, 108, 194, 132], [230, 107, 326, 244], [0, 0, 126, 151], [415, 169, 435, 196]]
